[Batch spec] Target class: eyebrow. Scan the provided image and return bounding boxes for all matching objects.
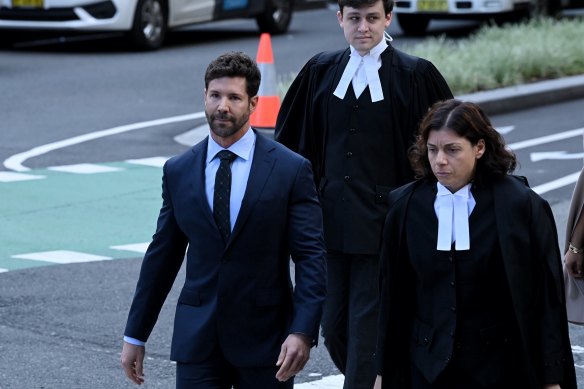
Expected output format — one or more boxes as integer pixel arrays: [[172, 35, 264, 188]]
[[427, 142, 463, 147], [345, 11, 382, 17]]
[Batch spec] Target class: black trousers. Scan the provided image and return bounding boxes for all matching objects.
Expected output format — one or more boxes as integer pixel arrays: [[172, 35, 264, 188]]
[[320, 252, 379, 389], [410, 348, 523, 389], [176, 347, 293, 389]]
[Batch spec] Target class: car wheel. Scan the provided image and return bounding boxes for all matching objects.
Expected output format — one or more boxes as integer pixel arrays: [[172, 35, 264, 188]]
[[255, 0, 294, 34], [397, 14, 430, 36], [128, 0, 167, 50]]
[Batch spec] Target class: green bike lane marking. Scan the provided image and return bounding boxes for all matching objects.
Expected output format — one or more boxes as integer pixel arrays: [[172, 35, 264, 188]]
[[0, 162, 165, 272]]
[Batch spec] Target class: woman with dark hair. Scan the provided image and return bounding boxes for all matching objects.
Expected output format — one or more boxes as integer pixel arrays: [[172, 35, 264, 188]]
[[374, 100, 576, 389]]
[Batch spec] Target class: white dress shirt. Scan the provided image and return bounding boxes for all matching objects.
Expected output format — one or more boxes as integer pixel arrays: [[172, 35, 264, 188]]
[[205, 128, 256, 230]]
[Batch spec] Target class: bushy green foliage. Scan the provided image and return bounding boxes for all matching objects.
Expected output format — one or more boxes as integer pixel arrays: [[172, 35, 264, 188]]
[[406, 17, 584, 94], [277, 17, 584, 97]]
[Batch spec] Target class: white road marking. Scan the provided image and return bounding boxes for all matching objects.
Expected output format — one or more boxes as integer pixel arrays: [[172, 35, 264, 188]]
[[507, 127, 584, 151], [0, 171, 45, 182], [174, 124, 209, 147], [532, 171, 581, 195], [295, 375, 345, 388], [3, 112, 205, 172], [496, 125, 515, 134], [12, 250, 112, 264], [48, 163, 123, 174], [125, 157, 170, 168], [530, 151, 584, 162], [0, 268, 8, 273], [110, 242, 150, 254], [572, 345, 584, 354]]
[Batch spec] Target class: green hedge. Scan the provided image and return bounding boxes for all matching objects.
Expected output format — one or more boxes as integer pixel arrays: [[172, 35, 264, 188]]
[[403, 17, 584, 94]]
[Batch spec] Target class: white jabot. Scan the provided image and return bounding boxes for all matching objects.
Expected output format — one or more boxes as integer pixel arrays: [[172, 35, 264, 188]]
[[333, 39, 387, 102], [434, 183, 475, 251]]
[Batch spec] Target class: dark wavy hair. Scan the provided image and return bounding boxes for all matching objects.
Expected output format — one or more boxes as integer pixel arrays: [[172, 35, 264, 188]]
[[338, 0, 394, 14], [409, 99, 517, 183], [204, 51, 261, 98]]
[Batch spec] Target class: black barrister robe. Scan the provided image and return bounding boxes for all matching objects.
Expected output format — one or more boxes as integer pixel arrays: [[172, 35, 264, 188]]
[[377, 176, 577, 389], [275, 43, 453, 190]]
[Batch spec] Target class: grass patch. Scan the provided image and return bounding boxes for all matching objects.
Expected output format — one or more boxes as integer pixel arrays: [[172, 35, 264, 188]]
[[278, 17, 584, 96], [406, 17, 584, 94]]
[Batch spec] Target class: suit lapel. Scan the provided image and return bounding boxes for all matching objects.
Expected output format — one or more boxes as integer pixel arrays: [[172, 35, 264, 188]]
[[189, 137, 218, 233], [226, 133, 276, 249]]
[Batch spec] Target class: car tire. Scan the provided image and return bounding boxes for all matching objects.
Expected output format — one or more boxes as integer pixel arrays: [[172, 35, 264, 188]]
[[128, 0, 167, 50], [255, 0, 294, 34], [397, 14, 430, 36]]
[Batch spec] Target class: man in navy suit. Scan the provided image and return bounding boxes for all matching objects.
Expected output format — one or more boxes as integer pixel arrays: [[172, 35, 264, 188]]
[[120, 52, 327, 389]]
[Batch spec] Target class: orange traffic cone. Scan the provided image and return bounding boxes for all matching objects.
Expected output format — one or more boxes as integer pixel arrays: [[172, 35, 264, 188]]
[[251, 33, 281, 129]]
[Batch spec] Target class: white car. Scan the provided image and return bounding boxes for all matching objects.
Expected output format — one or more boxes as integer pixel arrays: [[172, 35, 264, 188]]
[[393, 0, 555, 35], [0, 0, 295, 49]]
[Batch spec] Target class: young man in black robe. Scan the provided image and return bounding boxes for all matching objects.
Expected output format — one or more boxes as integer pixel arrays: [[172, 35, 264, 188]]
[[275, 0, 453, 388]]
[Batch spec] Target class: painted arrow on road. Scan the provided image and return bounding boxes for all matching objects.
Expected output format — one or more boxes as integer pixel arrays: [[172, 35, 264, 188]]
[[530, 151, 584, 162]]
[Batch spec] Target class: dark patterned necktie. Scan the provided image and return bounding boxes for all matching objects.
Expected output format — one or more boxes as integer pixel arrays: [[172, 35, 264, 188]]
[[213, 150, 237, 243]]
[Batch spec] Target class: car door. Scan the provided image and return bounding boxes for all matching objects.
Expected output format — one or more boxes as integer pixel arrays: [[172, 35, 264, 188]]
[[169, 0, 216, 26]]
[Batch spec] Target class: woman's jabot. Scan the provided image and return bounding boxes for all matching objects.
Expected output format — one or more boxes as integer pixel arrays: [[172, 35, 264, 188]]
[[434, 182, 475, 251]]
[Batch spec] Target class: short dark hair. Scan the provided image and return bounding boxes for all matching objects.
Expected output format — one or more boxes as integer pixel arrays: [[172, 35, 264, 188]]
[[204, 52, 261, 98], [409, 99, 517, 183], [338, 0, 394, 14]]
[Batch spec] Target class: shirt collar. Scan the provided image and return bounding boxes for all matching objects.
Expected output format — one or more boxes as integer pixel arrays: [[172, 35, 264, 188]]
[[206, 127, 256, 164], [349, 39, 388, 61], [436, 182, 471, 198]]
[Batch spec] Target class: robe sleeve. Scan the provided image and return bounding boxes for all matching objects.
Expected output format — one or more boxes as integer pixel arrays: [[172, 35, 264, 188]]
[[275, 55, 319, 158], [531, 194, 575, 386], [376, 184, 417, 388], [412, 59, 454, 124]]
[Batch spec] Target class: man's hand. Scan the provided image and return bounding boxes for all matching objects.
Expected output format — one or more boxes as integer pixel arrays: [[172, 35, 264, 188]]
[[565, 250, 584, 278], [121, 341, 145, 385], [275, 333, 311, 382]]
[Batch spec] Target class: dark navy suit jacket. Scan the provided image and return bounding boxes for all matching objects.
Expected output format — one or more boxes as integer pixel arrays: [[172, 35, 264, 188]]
[[124, 131, 327, 367]]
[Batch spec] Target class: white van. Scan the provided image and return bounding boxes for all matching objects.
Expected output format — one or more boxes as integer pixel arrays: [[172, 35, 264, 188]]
[[0, 0, 297, 49]]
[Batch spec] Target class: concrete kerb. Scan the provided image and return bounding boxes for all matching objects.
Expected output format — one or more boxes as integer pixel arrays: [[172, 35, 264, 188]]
[[458, 74, 584, 115]]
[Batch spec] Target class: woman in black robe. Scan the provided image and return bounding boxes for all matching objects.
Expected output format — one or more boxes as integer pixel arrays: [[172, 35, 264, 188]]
[[374, 99, 577, 389]]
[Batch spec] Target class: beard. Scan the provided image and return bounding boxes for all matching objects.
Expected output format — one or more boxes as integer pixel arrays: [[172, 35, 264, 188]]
[[206, 110, 250, 139]]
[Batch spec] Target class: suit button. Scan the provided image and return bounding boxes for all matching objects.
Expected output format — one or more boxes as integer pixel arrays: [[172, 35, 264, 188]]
[[346, 151, 353, 158], [353, 104, 359, 110], [349, 128, 357, 134], [448, 256, 453, 263], [445, 357, 451, 363], [449, 331, 454, 337], [423, 337, 429, 344], [450, 281, 455, 287], [450, 306, 456, 312], [344, 175, 350, 181]]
